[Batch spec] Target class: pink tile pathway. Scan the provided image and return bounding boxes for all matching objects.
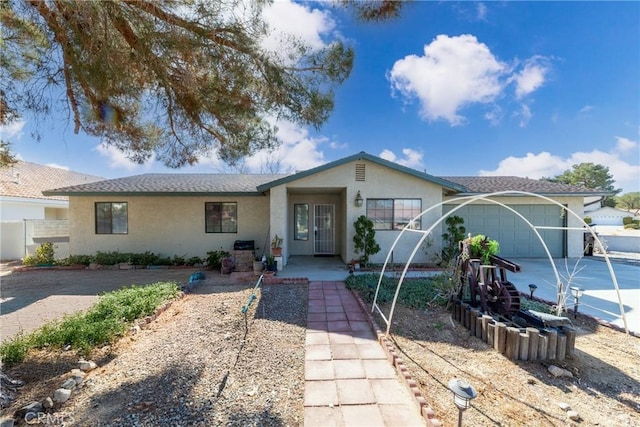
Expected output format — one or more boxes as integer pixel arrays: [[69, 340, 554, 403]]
[[304, 281, 426, 426]]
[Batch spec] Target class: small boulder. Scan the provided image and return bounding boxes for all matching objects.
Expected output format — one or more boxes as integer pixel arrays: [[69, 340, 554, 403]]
[[53, 388, 71, 403], [42, 397, 54, 409], [14, 401, 42, 419], [61, 379, 76, 390], [78, 360, 97, 372], [558, 402, 571, 411], [567, 410, 580, 421], [548, 365, 573, 378]]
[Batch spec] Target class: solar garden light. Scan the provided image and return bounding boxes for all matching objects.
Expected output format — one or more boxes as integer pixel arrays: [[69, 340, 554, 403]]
[[528, 283, 538, 299], [448, 378, 477, 427], [571, 287, 584, 318]]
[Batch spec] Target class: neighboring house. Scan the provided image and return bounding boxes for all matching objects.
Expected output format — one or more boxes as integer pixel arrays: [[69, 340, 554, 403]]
[[0, 161, 103, 260], [586, 206, 636, 226], [43, 152, 608, 265]]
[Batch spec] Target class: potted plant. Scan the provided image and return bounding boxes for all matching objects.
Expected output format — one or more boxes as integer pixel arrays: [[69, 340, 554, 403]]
[[265, 255, 277, 272], [468, 234, 500, 265], [271, 234, 283, 257]]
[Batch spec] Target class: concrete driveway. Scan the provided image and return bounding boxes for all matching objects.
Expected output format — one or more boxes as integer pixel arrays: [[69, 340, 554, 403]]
[[0, 266, 201, 343], [509, 257, 639, 335]]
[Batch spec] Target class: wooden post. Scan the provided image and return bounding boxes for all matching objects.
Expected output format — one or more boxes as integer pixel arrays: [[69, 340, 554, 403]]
[[469, 309, 478, 335], [454, 301, 461, 322], [538, 334, 548, 360], [526, 327, 539, 361], [556, 334, 567, 361], [481, 315, 492, 342], [519, 332, 529, 360], [462, 304, 470, 329], [563, 327, 576, 358], [487, 322, 496, 347], [471, 309, 481, 337], [495, 322, 507, 354], [546, 329, 558, 360], [505, 327, 521, 360]]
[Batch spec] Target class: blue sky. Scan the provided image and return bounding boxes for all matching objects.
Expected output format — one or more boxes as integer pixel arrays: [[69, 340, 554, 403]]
[[2, 1, 639, 193]]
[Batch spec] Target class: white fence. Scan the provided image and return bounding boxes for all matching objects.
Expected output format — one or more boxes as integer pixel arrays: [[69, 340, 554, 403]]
[[0, 219, 70, 261]]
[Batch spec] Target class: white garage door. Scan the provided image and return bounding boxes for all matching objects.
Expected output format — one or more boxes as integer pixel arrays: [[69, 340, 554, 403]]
[[444, 204, 565, 258]]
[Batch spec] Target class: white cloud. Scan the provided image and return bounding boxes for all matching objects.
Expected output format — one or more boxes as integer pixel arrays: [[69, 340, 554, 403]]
[[512, 56, 549, 99], [94, 143, 155, 172], [514, 103, 532, 128], [261, 0, 336, 60], [476, 3, 488, 21], [379, 148, 424, 169], [480, 137, 640, 193], [389, 34, 506, 126], [578, 105, 595, 114], [0, 119, 26, 140], [389, 34, 551, 126], [614, 136, 637, 153]]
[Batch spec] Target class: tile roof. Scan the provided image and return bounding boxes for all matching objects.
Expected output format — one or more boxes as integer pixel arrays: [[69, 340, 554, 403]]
[[442, 176, 609, 195], [1, 161, 104, 201], [43, 173, 288, 196]]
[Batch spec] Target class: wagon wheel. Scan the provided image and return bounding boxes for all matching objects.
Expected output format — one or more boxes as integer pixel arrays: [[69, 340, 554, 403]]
[[493, 280, 521, 317]]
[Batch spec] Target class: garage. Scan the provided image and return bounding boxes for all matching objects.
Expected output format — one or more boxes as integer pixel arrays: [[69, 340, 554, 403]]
[[444, 204, 566, 258]]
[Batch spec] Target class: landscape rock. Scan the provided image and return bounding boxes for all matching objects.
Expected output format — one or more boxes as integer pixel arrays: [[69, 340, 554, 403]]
[[42, 397, 54, 409], [61, 379, 76, 390], [14, 401, 42, 419], [548, 365, 573, 378], [53, 389, 71, 403], [78, 360, 97, 372], [567, 410, 580, 421], [558, 402, 571, 411]]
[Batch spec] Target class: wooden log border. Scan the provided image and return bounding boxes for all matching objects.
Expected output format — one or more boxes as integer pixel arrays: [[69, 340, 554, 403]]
[[451, 300, 575, 361]]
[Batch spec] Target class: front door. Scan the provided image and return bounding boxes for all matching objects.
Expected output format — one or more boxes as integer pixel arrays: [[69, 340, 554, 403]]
[[314, 204, 335, 255]]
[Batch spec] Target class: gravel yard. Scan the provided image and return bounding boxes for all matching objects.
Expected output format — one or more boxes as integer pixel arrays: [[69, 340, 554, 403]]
[[2, 276, 308, 426]]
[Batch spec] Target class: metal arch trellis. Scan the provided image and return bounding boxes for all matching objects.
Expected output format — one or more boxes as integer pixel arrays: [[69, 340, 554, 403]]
[[370, 190, 628, 336]]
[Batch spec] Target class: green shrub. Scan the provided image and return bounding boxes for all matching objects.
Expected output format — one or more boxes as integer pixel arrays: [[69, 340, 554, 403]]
[[171, 254, 186, 266], [583, 216, 592, 224], [469, 234, 500, 265], [128, 251, 159, 266], [441, 216, 466, 265], [353, 215, 381, 267], [622, 216, 633, 225], [206, 250, 229, 270], [624, 222, 639, 229], [59, 254, 94, 266], [186, 256, 203, 266], [23, 242, 55, 266], [346, 273, 453, 309], [93, 251, 126, 265], [0, 282, 180, 367]]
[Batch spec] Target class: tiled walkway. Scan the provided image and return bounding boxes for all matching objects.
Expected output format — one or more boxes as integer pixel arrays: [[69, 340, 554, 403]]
[[304, 281, 426, 426]]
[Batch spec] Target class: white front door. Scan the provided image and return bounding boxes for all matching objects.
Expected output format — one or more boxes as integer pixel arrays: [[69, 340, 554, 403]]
[[314, 204, 335, 255]]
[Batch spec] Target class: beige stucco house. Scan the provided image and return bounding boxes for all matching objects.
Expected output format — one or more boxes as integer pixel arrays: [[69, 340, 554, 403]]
[[43, 152, 608, 266]]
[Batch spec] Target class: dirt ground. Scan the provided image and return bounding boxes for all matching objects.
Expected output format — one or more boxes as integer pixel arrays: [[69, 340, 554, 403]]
[[1, 267, 638, 426], [378, 302, 640, 427]]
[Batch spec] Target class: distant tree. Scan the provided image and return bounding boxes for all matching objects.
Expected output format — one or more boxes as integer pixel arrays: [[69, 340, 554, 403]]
[[0, 141, 17, 168], [616, 192, 640, 210], [0, 0, 402, 168], [543, 163, 621, 207]]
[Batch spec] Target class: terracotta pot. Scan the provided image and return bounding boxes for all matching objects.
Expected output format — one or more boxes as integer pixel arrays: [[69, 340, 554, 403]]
[[271, 247, 282, 257]]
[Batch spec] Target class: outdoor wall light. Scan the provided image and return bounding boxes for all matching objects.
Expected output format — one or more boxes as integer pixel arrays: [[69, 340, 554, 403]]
[[571, 286, 584, 318], [354, 190, 363, 207], [528, 283, 538, 299], [448, 378, 477, 427]]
